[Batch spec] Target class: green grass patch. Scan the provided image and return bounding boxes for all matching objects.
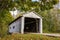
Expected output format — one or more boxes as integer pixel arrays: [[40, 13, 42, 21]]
[[0, 34, 60, 40]]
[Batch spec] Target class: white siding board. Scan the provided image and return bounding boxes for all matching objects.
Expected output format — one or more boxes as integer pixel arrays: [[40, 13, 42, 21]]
[[9, 18, 21, 33]]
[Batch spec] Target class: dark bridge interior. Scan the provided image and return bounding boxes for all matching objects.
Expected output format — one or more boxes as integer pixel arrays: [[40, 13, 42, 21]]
[[24, 17, 40, 33]]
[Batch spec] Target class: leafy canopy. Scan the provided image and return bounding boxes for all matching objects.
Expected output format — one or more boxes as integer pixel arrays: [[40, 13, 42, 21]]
[[0, 0, 59, 11]]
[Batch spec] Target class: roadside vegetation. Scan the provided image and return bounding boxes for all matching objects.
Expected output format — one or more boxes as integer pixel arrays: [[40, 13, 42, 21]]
[[0, 34, 60, 40]]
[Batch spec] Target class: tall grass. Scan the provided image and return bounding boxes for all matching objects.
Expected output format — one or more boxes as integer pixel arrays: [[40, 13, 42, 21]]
[[0, 34, 60, 40]]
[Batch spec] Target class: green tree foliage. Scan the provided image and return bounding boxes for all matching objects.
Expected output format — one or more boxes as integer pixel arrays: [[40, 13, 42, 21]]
[[49, 9, 60, 33], [40, 9, 60, 33], [14, 0, 59, 11], [40, 0, 59, 11], [0, 0, 14, 37], [0, 0, 58, 11], [0, 9, 13, 37], [0, 0, 15, 10]]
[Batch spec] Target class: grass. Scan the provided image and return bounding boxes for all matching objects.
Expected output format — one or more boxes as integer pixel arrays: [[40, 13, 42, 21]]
[[0, 34, 60, 40]]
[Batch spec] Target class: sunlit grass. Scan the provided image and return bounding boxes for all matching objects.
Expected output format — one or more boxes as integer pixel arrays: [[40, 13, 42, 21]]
[[0, 34, 60, 40]]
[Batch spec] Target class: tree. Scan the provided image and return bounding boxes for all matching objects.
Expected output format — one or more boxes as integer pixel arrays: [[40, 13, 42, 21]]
[[40, 9, 60, 33], [0, 0, 59, 11], [14, 0, 59, 11], [40, 0, 59, 11], [0, 0, 15, 11], [0, 9, 13, 37], [49, 9, 60, 33], [0, 0, 15, 37]]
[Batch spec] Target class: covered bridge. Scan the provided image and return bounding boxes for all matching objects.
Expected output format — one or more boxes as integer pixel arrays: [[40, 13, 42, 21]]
[[9, 11, 43, 34]]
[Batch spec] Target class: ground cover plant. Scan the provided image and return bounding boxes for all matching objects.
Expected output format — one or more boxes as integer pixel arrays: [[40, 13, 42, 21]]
[[0, 34, 60, 40]]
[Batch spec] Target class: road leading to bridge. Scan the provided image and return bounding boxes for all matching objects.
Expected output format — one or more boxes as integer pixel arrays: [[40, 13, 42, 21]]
[[42, 33, 60, 37]]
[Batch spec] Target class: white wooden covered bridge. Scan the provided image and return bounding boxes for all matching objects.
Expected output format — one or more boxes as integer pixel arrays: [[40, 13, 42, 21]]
[[9, 11, 42, 34]]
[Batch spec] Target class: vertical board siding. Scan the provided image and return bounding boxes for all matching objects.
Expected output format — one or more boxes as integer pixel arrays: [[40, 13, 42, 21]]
[[9, 18, 21, 33]]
